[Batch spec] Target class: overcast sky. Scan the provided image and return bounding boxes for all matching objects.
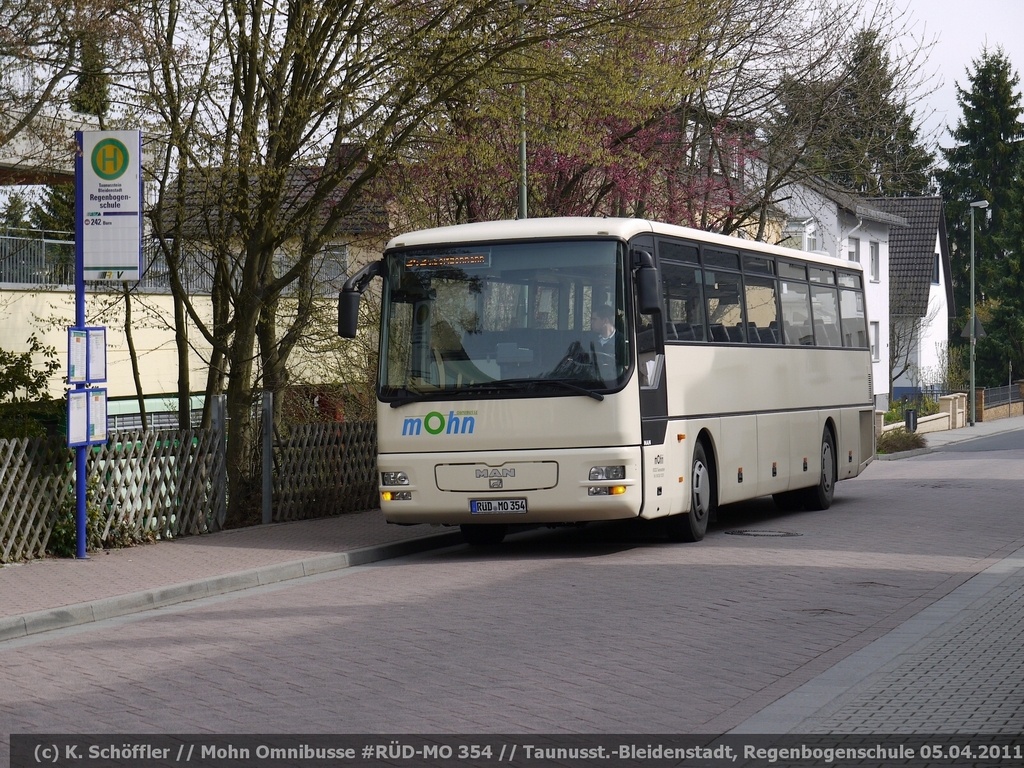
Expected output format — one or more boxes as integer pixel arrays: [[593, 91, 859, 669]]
[[895, 0, 1024, 151]]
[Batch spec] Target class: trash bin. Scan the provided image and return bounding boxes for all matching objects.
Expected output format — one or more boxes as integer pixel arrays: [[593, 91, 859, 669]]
[[904, 408, 917, 433]]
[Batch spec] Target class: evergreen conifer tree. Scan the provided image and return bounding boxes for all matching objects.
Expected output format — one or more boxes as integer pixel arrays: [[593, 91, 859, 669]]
[[936, 47, 1024, 385]]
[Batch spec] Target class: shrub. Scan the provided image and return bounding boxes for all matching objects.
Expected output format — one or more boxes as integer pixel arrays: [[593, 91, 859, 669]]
[[883, 394, 940, 425], [46, 476, 151, 557], [877, 427, 927, 454], [47, 495, 106, 557]]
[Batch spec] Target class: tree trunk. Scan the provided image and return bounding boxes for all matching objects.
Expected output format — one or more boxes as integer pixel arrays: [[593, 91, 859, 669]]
[[223, 298, 262, 527], [172, 291, 190, 429], [122, 282, 148, 430]]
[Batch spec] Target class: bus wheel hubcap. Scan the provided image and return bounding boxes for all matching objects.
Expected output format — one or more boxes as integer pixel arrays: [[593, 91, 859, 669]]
[[693, 461, 710, 519]]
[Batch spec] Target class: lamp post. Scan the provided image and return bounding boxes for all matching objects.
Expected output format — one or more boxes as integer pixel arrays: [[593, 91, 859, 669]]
[[519, 80, 527, 219], [515, 0, 528, 219], [969, 199, 989, 426]]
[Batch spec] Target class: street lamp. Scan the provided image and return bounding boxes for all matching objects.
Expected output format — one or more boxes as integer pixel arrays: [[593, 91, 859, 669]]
[[515, 0, 528, 219], [969, 199, 989, 426]]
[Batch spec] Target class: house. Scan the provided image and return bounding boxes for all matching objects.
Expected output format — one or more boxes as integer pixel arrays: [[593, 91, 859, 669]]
[[868, 196, 953, 399], [2, 154, 389, 424]]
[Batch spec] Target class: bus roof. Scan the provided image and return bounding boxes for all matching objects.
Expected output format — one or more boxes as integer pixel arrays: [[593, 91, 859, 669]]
[[385, 217, 861, 272]]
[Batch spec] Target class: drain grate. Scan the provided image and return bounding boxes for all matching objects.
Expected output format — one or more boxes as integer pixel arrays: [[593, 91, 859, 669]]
[[724, 529, 802, 537]]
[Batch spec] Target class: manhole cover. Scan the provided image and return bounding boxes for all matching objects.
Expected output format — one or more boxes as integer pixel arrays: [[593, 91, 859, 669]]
[[724, 529, 802, 537]]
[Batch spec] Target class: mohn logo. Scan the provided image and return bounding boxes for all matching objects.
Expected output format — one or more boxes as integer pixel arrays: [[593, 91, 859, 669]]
[[402, 410, 476, 436], [91, 138, 129, 180]]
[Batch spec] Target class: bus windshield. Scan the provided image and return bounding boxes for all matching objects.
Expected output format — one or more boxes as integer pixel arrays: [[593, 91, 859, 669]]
[[379, 239, 630, 402]]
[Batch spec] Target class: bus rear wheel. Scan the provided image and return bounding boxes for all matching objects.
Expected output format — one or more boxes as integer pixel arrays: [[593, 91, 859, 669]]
[[667, 440, 714, 542], [460, 524, 508, 546], [801, 427, 836, 511]]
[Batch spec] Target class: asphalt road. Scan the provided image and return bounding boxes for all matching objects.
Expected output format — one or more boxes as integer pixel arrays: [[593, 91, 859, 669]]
[[1, 433, 1022, 761], [934, 428, 1024, 452]]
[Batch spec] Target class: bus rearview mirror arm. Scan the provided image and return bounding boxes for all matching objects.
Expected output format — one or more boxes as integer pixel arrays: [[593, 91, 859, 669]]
[[338, 259, 384, 338]]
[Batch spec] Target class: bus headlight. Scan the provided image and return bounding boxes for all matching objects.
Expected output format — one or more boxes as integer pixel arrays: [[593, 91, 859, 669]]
[[589, 465, 625, 481], [588, 485, 627, 496], [381, 471, 410, 486], [381, 471, 412, 502]]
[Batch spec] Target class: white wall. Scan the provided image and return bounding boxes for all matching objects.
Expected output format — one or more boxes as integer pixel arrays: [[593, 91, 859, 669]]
[[0, 287, 213, 401], [840, 213, 891, 413]]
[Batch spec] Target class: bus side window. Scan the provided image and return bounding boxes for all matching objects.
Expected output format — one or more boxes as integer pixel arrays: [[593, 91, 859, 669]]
[[780, 279, 813, 346], [660, 260, 706, 342], [744, 275, 779, 345]]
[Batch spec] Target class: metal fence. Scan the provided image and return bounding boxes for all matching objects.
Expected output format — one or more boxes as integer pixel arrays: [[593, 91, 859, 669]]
[[982, 384, 1023, 407], [0, 230, 213, 294], [0, 230, 349, 297], [0, 231, 75, 285]]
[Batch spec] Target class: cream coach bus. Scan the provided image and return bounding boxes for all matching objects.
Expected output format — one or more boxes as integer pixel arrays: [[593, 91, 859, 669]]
[[338, 217, 875, 545]]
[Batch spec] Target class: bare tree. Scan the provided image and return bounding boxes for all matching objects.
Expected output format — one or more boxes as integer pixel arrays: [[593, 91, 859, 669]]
[[129, 0, 658, 522], [0, 2, 131, 178], [382, 0, 940, 238]]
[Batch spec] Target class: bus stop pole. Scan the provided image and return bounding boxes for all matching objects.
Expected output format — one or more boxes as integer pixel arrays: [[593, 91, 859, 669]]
[[74, 149, 88, 559]]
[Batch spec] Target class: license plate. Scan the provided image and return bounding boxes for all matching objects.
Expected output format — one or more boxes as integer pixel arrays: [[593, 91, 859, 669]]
[[470, 498, 527, 514]]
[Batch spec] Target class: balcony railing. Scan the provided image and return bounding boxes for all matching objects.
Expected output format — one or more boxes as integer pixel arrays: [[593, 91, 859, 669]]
[[0, 231, 348, 297]]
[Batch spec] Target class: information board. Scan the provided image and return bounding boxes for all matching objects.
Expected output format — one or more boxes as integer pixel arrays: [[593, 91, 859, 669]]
[[78, 131, 143, 281], [67, 388, 107, 447]]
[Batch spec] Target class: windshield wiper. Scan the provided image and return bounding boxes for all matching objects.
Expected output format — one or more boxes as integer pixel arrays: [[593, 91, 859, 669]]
[[387, 387, 458, 408], [541, 378, 605, 401]]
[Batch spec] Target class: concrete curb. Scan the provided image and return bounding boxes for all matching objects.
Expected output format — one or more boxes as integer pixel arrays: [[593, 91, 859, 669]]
[[875, 447, 933, 461], [0, 531, 462, 643]]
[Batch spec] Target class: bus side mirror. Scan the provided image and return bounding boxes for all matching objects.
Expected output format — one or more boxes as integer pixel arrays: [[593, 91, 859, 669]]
[[632, 250, 661, 315], [338, 291, 362, 338], [337, 259, 384, 338]]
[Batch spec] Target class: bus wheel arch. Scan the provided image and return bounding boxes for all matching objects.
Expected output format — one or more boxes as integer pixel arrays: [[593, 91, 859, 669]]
[[667, 432, 717, 542], [802, 421, 837, 511]]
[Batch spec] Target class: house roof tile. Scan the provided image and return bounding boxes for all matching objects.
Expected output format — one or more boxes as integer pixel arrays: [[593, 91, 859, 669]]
[[867, 196, 945, 318]]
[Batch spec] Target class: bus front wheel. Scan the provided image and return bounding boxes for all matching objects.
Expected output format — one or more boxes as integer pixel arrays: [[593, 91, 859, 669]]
[[667, 440, 714, 542], [801, 427, 836, 511], [460, 524, 508, 546]]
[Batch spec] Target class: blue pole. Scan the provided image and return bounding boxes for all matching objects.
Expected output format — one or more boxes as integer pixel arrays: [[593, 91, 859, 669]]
[[74, 132, 88, 559]]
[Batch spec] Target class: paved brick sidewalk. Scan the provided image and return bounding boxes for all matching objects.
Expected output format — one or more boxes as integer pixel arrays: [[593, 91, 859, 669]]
[[730, 542, 1024, 733], [0, 509, 460, 641], [724, 416, 1024, 735]]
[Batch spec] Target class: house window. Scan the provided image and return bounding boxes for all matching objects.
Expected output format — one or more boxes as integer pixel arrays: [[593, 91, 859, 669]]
[[933, 253, 940, 284], [870, 321, 880, 361], [848, 237, 861, 263], [320, 244, 350, 289], [870, 241, 880, 282], [781, 220, 817, 252]]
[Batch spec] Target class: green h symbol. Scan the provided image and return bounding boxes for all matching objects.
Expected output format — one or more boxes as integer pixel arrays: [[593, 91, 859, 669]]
[[92, 138, 129, 180]]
